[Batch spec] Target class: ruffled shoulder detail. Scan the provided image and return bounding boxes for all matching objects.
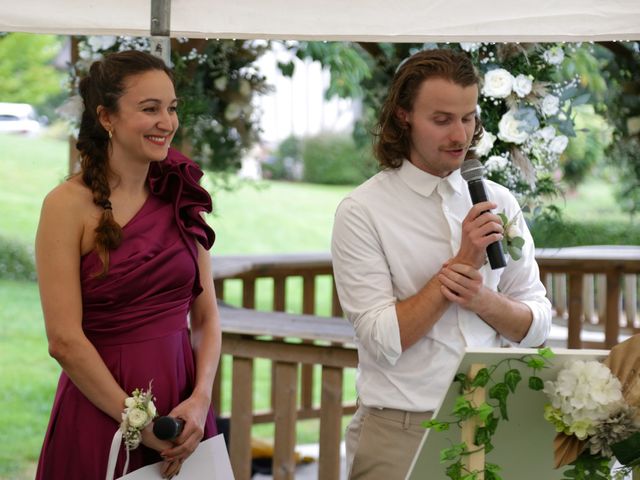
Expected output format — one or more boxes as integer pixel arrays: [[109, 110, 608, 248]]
[[148, 148, 215, 250]]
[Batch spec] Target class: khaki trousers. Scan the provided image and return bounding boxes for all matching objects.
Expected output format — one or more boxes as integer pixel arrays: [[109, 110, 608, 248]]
[[345, 404, 433, 480]]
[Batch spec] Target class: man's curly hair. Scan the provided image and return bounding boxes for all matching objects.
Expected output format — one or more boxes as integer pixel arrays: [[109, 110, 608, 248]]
[[373, 49, 483, 169]]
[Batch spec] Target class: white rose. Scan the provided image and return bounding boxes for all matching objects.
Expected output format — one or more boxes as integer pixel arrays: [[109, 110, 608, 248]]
[[474, 130, 496, 157], [482, 69, 514, 99], [507, 223, 522, 239], [512, 74, 533, 98], [541, 95, 560, 116], [224, 103, 242, 121], [214, 76, 228, 91], [87, 36, 117, 51], [239, 79, 252, 97], [459, 42, 481, 53], [543, 46, 565, 65], [539, 126, 557, 141], [124, 397, 136, 408], [549, 135, 569, 154], [498, 110, 529, 144], [127, 408, 149, 428], [484, 155, 508, 172]]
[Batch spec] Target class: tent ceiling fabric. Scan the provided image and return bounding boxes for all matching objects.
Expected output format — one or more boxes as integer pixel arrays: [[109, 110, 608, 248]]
[[1, 0, 639, 41]]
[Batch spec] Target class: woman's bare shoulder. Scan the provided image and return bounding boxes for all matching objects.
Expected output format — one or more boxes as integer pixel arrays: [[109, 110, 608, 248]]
[[41, 176, 94, 221]]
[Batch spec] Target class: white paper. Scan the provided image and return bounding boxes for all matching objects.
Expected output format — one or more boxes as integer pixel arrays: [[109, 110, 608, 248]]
[[121, 434, 234, 479]]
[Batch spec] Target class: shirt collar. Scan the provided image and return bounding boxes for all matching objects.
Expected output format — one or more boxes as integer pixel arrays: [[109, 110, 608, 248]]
[[397, 159, 465, 199]]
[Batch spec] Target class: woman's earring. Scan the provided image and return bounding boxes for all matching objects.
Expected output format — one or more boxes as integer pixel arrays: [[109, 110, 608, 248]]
[[108, 129, 113, 139]]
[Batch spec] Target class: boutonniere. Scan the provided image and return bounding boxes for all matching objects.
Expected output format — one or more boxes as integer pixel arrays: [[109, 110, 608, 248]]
[[498, 210, 525, 261]]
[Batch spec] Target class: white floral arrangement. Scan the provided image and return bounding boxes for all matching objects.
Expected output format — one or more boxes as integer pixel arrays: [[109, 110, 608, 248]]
[[544, 360, 640, 475], [121, 383, 157, 450], [461, 43, 583, 209]]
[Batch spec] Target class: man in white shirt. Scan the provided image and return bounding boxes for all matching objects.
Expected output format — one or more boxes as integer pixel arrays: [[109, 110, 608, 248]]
[[331, 49, 552, 479]]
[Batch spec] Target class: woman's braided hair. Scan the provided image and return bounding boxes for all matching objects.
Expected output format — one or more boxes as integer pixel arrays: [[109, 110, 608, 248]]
[[76, 50, 173, 276]]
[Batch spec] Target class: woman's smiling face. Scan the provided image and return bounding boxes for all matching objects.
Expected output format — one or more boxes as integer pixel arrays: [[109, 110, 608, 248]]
[[106, 69, 179, 164]]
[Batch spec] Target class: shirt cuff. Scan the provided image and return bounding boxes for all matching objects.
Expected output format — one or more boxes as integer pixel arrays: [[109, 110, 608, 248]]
[[516, 300, 552, 347], [355, 304, 403, 366]]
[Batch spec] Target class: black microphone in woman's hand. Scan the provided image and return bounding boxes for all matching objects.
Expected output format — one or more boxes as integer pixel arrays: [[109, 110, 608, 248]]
[[153, 416, 185, 440], [460, 159, 507, 270]]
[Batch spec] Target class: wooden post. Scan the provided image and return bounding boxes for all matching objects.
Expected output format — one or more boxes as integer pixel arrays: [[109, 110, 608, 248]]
[[461, 364, 486, 479], [568, 273, 584, 349], [319, 365, 344, 480], [230, 356, 254, 480], [68, 36, 80, 175], [273, 361, 298, 480], [605, 271, 621, 348], [300, 274, 315, 411]]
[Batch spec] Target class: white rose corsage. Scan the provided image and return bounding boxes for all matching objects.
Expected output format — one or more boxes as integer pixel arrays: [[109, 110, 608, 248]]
[[121, 383, 157, 450]]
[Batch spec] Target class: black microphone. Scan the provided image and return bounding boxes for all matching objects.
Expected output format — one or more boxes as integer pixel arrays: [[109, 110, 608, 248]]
[[460, 159, 507, 270], [153, 416, 185, 440]]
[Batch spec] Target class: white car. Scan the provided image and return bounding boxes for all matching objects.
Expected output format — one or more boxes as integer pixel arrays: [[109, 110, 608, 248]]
[[0, 102, 43, 136]]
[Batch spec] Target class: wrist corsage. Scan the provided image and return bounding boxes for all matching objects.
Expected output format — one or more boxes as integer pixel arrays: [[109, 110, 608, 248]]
[[120, 383, 157, 450], [498, 210, 525, 261]]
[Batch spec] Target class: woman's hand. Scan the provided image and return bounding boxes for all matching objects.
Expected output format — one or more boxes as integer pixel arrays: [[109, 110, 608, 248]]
[[159, 393, 211, 463], [140, 424, 182, 479]]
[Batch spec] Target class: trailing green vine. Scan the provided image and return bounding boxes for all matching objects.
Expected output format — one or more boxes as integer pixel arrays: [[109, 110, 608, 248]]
[[423, 347, 556, 480]]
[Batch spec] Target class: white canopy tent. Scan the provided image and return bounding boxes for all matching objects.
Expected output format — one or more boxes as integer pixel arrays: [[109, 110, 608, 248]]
[[1, 0, 639, 41]]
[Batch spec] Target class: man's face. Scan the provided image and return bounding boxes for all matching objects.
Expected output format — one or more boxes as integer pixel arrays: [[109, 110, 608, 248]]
[[398, 77, 478, 178]]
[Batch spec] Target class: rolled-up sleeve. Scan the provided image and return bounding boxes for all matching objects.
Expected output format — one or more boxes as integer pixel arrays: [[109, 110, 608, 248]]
[[331, 198, 403, 365], [498, 210, 552, 347]]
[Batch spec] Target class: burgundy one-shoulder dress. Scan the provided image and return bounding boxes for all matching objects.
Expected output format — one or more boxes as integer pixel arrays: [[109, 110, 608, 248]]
[[35, 149, 217, 480]]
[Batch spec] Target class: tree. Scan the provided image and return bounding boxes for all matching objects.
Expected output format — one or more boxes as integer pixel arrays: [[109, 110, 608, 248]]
[[0, 33, 65, 111]]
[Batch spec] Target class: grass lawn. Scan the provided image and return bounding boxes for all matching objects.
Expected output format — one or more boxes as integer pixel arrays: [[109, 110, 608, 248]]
[[0, 133, 634, 478]]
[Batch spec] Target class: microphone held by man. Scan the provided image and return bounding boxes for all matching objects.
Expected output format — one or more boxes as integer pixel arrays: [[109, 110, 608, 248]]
[[460, 159, 507, 270]]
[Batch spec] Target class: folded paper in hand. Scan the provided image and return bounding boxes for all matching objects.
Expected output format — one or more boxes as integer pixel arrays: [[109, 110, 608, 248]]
[[118, 434, 234, 479]]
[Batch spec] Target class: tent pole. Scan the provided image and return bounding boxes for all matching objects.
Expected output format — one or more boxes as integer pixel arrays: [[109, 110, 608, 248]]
[[150, 0, 171, 65]]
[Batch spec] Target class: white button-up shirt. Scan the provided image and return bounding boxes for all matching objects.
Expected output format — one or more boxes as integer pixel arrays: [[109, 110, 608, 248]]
[[331, 160, 552, 412]]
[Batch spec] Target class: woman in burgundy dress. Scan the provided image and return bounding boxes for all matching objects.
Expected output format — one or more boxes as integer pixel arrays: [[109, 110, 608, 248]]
[[34, 50, 220, 479]]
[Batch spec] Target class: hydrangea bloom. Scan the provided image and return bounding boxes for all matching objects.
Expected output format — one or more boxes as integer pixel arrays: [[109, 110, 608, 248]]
[[543, 360, 624, 440]]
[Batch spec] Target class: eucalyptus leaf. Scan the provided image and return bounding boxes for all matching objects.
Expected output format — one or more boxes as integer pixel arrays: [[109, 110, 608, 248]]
[[508, 245, 523, 261]]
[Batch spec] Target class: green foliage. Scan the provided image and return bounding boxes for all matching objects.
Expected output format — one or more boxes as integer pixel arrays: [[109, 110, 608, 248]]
[[301, 133, 378, 185], [0, 236, 36, 281], [170, 39, 271, 172], [609, 137, 640, 217], [565, 42, 640, 216], [262, 134, 303, 180], [424, 349, 555, 480], [529, 214, 640, 247], [0, 33, 65, 110], [562, 105, 613, 187], [561, 452, 612, 480]]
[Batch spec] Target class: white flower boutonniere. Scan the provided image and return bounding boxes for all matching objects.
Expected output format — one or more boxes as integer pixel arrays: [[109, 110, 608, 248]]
[[121, 383, 157, 450], [498, 210, 525, 261]]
